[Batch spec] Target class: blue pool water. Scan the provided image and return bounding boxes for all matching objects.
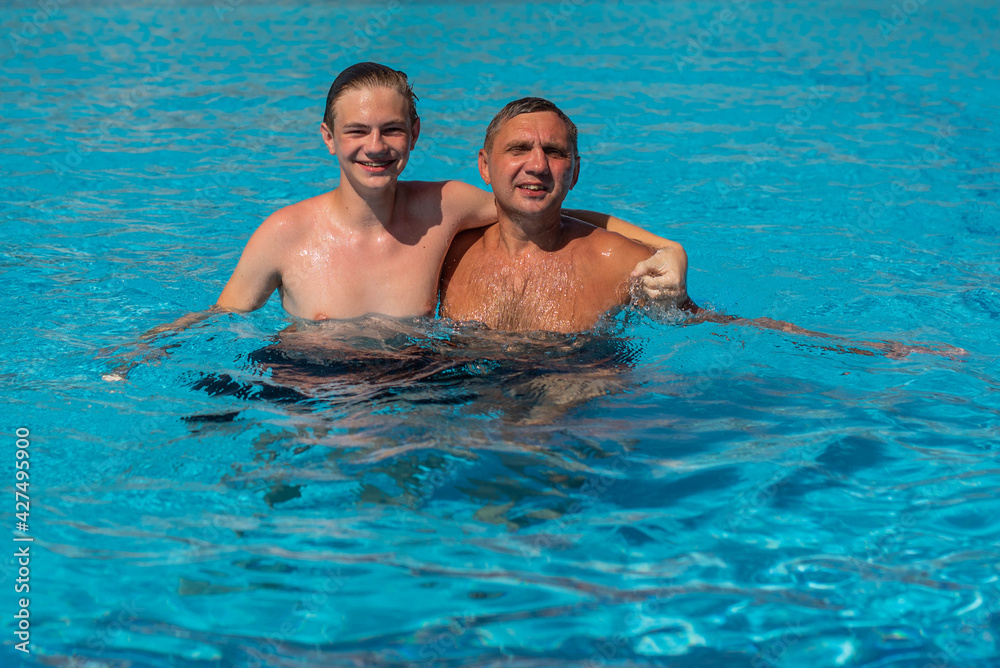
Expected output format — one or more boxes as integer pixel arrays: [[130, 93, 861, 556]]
[[3, 0, 1000, 666]]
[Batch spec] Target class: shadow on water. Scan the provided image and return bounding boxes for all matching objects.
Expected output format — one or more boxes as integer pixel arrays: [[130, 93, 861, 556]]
[[179, 315, 651, 533], [186, 314, 644, 426]]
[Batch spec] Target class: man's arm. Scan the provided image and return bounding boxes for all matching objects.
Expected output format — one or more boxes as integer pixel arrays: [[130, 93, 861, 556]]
[[682, 307, 964, 359]]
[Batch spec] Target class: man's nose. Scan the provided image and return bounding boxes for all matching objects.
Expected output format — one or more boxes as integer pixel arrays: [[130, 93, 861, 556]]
[[524, 147, 549, 173]]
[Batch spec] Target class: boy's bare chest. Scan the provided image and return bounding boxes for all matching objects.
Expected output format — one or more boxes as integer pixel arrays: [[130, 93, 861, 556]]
[[279, 225, 453, 319]]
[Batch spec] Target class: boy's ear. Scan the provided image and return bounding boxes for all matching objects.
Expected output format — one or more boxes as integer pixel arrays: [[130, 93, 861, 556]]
[[410, 117, 420, 149], [321, 122, 336, 155]]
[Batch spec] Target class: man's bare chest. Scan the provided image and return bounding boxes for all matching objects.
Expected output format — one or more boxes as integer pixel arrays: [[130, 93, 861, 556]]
[[454, 253, 603, 330]]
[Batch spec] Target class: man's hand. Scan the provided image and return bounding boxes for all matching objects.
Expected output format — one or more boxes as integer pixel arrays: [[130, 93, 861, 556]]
[[631, 244, 689, 306]]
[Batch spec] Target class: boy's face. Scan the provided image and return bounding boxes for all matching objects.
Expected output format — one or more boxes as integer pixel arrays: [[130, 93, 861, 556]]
[[321, 86, 419, 192]]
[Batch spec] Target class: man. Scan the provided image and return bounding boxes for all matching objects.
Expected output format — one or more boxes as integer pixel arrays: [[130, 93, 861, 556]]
[[437, 97, 962, 363], [440, 97, 690, 333]]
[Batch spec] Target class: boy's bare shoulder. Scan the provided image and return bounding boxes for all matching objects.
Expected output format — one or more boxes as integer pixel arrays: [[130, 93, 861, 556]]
[[396, 180, 449, 206], [255, 193, 330, 240], [392, 180, 447, 220], [403, 180, 491, 218]]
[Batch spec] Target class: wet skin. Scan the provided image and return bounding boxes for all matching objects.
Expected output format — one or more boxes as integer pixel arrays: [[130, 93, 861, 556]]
[[440, 111, 654, 333]]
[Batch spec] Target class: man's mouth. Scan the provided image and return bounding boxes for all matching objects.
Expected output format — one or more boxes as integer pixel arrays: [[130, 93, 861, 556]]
[[517, 183, 548, 192]]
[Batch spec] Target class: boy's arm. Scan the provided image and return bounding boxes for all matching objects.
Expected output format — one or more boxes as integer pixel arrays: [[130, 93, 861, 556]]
[[215, 217, 283, 312], [443, 182, 690, 305], [564, 209, 668, 247], [146, 219, 282, 341], [446, 182, 675, 247], [565, 209, 689, 308], [102, 220, 281, 382]]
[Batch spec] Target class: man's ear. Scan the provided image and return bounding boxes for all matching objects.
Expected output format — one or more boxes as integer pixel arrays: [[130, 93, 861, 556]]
[[570, 155, 581, 190], [320, 122, 336, 156], [410, 117, 421, 150], [478, 148, 491, 185]]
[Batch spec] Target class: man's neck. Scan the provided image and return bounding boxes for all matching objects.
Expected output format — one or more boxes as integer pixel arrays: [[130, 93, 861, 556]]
[[495, 210, 565, 256]]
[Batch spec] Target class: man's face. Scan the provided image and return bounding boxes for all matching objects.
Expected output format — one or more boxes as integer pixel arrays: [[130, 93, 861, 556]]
[[321, 86, 419, 191], [479, 111, 580, 218]]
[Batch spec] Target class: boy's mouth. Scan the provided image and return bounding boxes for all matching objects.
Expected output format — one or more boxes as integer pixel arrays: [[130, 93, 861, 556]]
[[358, 159, 394, 172]]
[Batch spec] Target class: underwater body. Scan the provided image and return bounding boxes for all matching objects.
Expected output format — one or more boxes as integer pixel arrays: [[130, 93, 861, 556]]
[[3, 0, 1000, 666]]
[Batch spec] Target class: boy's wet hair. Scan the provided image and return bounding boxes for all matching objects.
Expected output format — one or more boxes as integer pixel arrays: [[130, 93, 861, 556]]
[[483, 97, 579, 158], [323, 62, 419, 128]]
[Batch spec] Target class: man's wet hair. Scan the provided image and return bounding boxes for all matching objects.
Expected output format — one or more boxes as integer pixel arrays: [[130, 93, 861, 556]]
[[323, 62, 419, 128], [483, 97, 579, 158]]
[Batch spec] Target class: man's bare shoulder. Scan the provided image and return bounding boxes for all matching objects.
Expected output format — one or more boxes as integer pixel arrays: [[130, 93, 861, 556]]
[[440, 224, 491, 308], [562, 215, 653, 264], [443, 225, 490, 269]]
